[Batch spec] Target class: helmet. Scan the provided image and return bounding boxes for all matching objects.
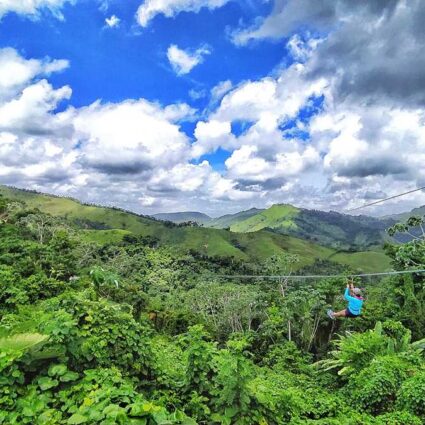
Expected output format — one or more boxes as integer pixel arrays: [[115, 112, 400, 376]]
[[353, 287, 362, 296]]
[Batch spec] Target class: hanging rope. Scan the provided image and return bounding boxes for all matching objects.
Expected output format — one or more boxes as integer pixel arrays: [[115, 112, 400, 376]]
[[217, 268, 425, 281]]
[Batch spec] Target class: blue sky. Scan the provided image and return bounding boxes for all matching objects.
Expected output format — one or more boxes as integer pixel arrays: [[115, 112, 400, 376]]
[[1, 1, 281, 108], [0, 0, 424, 216]]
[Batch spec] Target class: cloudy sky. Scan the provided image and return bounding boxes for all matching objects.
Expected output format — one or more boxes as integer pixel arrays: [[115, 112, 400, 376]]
[[0, 0, 425, 217]]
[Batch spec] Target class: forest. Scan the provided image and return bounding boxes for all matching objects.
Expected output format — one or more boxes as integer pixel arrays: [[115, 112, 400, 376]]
[[0, 193, 424, 425]]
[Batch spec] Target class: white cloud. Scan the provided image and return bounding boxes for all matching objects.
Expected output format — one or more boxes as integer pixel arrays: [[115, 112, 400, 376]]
[[167, 44, 211, 76], [0, 0, 75, 20], [225, 144, 319, 184], [0, 48, 69, 100], [312, 104, 425, 181], [136, 0, 230, 27], [189, 88, 207, 100], [192, 120, 234, 157], [0, 80, 72, 135], [210, 79, 233, 103], [286, 34, 321, 62], [70, 99, 194, 173], [192, 63, 327, 159], [231, 0, 336, 46], [3, 7, 425, 218], [211, 64, 327, 125], [105, 14, 120, 28]]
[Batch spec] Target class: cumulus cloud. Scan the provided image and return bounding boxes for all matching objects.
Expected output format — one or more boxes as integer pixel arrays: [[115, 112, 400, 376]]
[[0, 0, 75, 20], [192, 120, 234, 157], [313, 104, 424, 180], [105, 14, 120, 28], [167, 44, 211, 76], [191, 62, 327, 157], [233, 0, 425, 106], [70, 99, 194, 174], [210, 80, 233, 103], [136, 0, 230, 27], [223, 142, 320, 193], [3, 1, 425, 216], [0, 49, 256, 215], [0, 48, 69, 100], [0, 80, 72, 136], [207, 0, 425, 213]]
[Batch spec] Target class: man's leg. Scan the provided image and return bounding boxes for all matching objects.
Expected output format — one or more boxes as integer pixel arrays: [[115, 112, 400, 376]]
[[332, 309, 347, 318]]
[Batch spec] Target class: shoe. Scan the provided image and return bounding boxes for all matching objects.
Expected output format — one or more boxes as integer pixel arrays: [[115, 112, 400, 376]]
[[327, 309, 335, 320]]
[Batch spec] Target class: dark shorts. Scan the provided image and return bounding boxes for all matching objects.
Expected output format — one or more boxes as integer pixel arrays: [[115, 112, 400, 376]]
[[345, 309, 359, 318]]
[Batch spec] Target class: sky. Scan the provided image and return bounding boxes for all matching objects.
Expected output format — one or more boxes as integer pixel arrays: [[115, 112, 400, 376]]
[[0, 0, 425, 217]]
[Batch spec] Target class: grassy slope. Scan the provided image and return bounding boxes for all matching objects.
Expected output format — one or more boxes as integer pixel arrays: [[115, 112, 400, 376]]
[[230, 204, 300, 233], [80, 229, 132, 244], [208, 208, 264, 229], [153, 212, 211, 225], [329, 251, 391, 272], [0, 186, 164, 234], [0, 186, 390, 271], [385, 205, 425, 222]]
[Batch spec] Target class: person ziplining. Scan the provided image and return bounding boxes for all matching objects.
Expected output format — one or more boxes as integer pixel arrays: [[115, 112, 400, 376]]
[[327, 281, 364, 319]]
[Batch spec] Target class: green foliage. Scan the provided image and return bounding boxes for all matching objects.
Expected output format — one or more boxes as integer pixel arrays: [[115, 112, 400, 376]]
[[262, 341, 312, 374], [317, 321, 421, 378], [348, 355, 411, 414], [45, 292, 154, 375], [0, 193, 424, 424], [396, 371, 425, 417], [183, 325, 217, 396], [0, 185, 392, 270]]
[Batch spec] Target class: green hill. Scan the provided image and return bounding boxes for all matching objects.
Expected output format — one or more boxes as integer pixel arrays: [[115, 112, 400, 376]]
[[208, 208, 264, 229], [160, 204, 395, 250], [230, 204, 299, 233], [150, 204, 397, 250], [384, 205, 425, 222], [153, 211, 211, 225], [211, 204, 394, 250], [0, 185, 390, 271]]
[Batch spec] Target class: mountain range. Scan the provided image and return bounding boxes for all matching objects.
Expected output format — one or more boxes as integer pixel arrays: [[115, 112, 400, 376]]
[[154, 204, 405, 250], [3, 185, 422, 273]]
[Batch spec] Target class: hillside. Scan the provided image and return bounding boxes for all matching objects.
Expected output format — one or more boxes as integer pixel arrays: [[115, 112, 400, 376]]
[[230, 204, 299, 233], [385, 205, 425, 222], [160, 203, 396, 250], [1, 187, 424, 425], [208, 208, 264, 229], [227, 205, 396, 249], [0, 185, 390, 271], [153, 211, 211, 225]]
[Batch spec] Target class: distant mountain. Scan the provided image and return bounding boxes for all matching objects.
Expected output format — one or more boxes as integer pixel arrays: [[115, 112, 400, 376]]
[[150, 203, 399, 250], [384, 205, 425, 222], [230, 205, 299, 233], [153, 211, 211, 225], [208, 208, 264, 229], [210, 204, 396, 250], [0, 185, 391, 272]]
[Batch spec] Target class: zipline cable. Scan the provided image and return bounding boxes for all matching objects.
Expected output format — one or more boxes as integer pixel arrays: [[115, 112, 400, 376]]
[[347, 186, 425, 212], [217, 268, 425, 281]]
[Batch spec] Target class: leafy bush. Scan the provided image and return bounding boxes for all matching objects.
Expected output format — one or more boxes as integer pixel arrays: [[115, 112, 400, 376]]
[[396, 371, 425, 417], [44, 292, 154, 376], [262, 340, 312, 374], [1, 197, 424, 424], [348, 355, 410, 414]]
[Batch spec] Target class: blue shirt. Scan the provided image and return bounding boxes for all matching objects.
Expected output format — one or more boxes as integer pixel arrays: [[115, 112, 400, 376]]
[[344, 288, 363, 315]]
